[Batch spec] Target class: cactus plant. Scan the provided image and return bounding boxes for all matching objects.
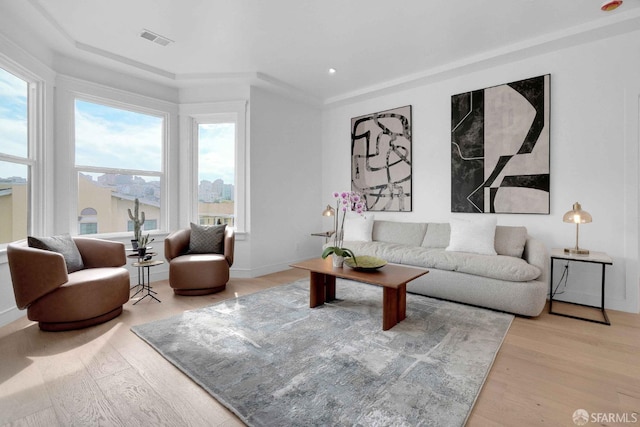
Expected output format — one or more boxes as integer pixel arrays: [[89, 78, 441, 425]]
[[127, 198, 145, 243], [136, 233, 154, 257]]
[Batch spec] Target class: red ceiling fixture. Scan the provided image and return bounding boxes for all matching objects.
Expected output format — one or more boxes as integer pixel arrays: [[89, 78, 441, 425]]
[[601, 0, 623, 11]]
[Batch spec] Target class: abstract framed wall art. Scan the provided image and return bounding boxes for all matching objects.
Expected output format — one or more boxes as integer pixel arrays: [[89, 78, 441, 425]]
[[451, 74, 550, 214], [351, 105, 412, 212]]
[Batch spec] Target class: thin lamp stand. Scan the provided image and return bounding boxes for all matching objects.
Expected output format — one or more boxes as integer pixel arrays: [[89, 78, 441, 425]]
[[565, 222, 589, 255]]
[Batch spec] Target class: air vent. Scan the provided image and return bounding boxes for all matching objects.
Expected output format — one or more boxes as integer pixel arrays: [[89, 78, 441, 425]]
[[139, 29, 173, 46]]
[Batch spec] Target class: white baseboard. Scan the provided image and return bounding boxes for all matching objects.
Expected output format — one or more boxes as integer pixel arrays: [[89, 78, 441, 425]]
[[0, 305, 24, 328], [231, 257, 312, 279], [551, 289, 635, 313]]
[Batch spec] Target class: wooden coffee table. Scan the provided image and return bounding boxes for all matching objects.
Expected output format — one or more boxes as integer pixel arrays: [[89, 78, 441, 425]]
[[290, 258, 428, 330]]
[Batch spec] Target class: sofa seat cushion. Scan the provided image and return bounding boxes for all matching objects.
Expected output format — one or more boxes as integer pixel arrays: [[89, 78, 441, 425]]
[[432, 249, 541, 282], [343, 241, 541, 282]]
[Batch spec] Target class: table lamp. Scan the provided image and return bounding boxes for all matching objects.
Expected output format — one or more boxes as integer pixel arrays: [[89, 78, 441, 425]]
[[321, 204, 336, 238], [321, 205, 335, 217], [563, 202, 592, 255]]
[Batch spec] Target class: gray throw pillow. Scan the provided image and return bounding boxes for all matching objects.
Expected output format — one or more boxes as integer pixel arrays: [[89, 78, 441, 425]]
[[188, 223, 226, 254], [28, 233, 85, 273]]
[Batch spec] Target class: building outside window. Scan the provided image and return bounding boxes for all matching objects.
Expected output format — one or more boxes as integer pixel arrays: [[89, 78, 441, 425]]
[[127, 218, 157, 232], [78, 207, 98, 234], [0, 66, 33, 244], [74, 99, 164, 235]]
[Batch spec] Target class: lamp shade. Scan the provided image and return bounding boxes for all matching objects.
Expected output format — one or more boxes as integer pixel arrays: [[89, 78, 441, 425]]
[[562, 202, 592, 224], [322, 204, 335, 217]]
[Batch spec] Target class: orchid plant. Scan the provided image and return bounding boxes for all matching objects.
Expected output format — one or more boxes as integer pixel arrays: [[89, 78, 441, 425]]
[[321, 191, 366, 263]]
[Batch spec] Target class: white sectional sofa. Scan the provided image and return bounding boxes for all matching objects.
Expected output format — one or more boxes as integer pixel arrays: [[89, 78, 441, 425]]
[[336, 220, 549, 317]]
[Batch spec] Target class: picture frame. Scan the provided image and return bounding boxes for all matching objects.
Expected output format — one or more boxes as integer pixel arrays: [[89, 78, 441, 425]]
[[351, 105, 412, 212], [451, 75, 550, 214]]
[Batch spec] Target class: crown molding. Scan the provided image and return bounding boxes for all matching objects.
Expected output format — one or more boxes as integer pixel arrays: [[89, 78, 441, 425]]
[[323, 8, 640, 107], [27, 0, 640, 109], [0, 31, 55, 82], [75, 42, 176, 80]]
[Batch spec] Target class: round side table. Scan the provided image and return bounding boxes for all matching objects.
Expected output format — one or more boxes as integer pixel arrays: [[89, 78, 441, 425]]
[[131, 259, 164, 304]]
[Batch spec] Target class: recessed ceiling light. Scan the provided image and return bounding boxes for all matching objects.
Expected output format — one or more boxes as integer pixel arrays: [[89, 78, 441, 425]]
[[601, 0, 623, 11], [328, 68, 337, 75]]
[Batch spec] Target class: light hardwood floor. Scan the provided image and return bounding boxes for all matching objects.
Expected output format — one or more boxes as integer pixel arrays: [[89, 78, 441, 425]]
[[1, 270, 638, 426]]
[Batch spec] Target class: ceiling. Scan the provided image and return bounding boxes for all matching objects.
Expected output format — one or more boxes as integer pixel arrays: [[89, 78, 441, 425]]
[[1, 0, 640, 105]]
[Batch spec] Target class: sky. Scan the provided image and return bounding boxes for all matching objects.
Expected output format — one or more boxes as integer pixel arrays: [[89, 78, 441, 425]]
[[0, 67, 28, 179], [1, 67, 235, 185], [76, 101, 235, 185], [75, 99, 163, 171], [198, 122, 235, 184]]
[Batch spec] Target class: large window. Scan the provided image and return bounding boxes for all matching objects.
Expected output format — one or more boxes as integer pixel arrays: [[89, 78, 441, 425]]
[[198, 122, 235, 226], [0, 67, 31, 244], [74, 99, 164, 235], [180, 101, 246, 234]]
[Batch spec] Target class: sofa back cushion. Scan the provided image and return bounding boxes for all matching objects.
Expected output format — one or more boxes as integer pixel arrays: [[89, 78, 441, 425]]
[[494, 225, 528, 258], [421, 222, 528, 258], [372, 220, 427, 246], [421, 223, 451, 248]]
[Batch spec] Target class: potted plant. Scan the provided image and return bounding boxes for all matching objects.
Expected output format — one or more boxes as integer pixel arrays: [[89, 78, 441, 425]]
[[127, 198, 145, 250], [321, 191, 366, 267], [136, 233, 154, 258]]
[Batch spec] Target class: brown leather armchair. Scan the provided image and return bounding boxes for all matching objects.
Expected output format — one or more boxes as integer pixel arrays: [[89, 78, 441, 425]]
[[7, 237, 130, 331], [164, 227, 235, 295]]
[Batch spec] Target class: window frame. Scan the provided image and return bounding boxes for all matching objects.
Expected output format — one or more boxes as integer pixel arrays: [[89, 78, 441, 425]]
[[179, 101, 248, 237], [195, 116, 237, 227], [71, 92, 170, 237], [0, 60, 44, 246]]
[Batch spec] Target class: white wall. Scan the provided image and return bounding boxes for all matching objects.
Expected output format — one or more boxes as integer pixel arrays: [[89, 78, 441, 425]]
[[248, 86, 323, 276], [322, 30, 640, 313]]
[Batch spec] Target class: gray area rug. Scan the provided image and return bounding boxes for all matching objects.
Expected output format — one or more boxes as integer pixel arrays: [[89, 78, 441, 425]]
[[131, 279, 513, 426]]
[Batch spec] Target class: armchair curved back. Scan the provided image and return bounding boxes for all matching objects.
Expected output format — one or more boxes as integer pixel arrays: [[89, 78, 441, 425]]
[[74, 237, 126, 268], [164, 228, 191, 261], [7, 237, 127, 309], [7, 242, 69, 309]]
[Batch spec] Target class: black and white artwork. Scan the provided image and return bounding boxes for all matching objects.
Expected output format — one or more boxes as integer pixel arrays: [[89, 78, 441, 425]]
[[451, 75, 550, 214], [351, 105, 412, 212]]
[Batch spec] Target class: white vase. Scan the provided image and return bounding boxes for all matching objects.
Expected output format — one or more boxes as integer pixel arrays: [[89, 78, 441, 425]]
[[332, 254, 344, 268]]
